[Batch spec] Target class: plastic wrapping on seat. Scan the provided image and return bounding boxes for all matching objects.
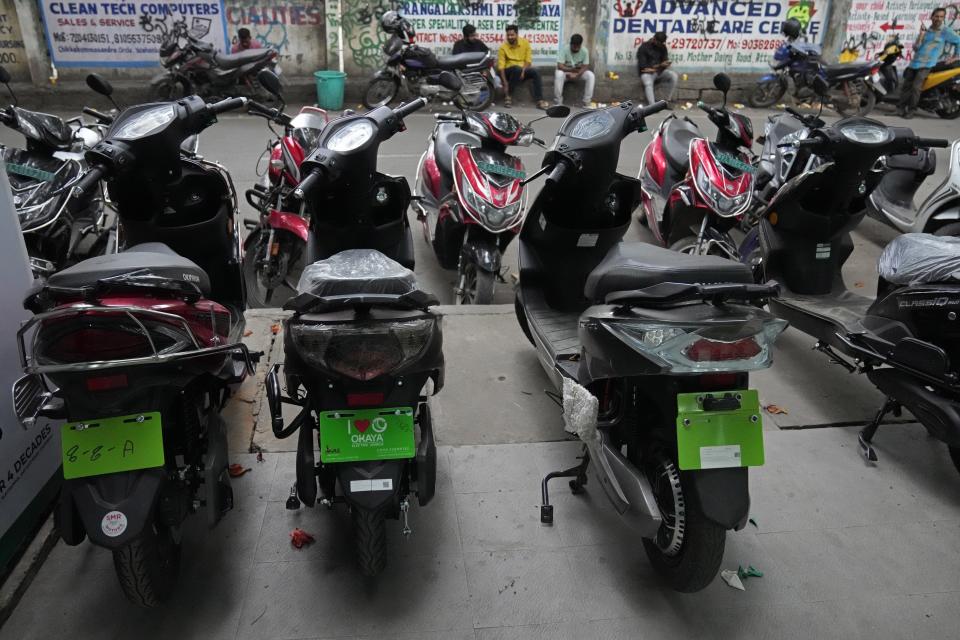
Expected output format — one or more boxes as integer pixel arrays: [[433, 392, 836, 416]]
[[878, 233, 960, 286], [296, 249, 418, 297]]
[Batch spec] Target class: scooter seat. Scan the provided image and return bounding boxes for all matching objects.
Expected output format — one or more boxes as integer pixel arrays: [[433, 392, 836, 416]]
[[296, 248, 419, 297], [216, 48, 273, 69], [436, 52, 488, 69], [434, 122, 481, 183], [46, 242, 211, 295], [662, 118, 700, 171], [822, 63, 873, 79], [584, 242, 754, 302], [878, 233, 960, 285]]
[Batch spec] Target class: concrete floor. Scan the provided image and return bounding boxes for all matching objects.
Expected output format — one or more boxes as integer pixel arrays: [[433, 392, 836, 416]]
[[2, 104, 960, 638]]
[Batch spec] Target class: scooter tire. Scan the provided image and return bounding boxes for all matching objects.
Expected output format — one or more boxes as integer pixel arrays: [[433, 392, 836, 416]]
[[352, 506, 387, 577], [669, 235, 700, 255], [748, 80, 786, 109], [363, 77, 400, 109], [515, 294, 534, 345], [112, 522, 181, 607], [934, 222, 960, 237], [642, 467, 726, 593], [457, 262, 495, 305]]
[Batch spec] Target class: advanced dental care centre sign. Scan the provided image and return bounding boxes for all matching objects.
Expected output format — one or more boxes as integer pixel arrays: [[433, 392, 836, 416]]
[[607, 0, 831, 71], [40, 0, 230, 67]]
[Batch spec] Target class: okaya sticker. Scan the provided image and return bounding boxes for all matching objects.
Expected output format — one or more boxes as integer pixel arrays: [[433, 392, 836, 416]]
[[318, 407, 416, 463]]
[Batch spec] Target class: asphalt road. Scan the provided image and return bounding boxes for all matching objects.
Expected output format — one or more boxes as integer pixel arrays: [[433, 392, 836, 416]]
[[2, 98, 955, 305]]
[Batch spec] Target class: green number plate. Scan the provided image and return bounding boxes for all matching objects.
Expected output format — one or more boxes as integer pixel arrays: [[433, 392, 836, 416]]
[[676, 390, 764, 471], [477, 161, 526, 180], [318, 407, 416, 463], [714, 151, 756, 175], [6, 162, 56, 182], [61, 412, 165, 480]]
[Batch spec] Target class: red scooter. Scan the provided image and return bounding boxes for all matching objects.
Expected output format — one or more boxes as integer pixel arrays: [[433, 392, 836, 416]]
[[638, 74, 755, 257], [413, 106, 567, 304], [243, 72, 328, 307]]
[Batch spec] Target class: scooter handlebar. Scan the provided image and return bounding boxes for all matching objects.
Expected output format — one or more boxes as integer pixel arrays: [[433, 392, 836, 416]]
[[914, 137, 949, 149], [636, 100, 669, 120], [294, 168, 324, 200], [73, 164, 108, 198], [545, 161, 568, 186], [82, 107, 113, 124], [208, 96, 248, 115], [394, 97, 428, 120]]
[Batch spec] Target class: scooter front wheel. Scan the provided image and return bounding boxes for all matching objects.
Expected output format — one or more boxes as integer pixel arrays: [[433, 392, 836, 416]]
[[243, 230, 304, 308], [456, 262, 495, 305], [642, 458, 726, 593], [112, 521, 181, 607], [352, 506, 387, 576]]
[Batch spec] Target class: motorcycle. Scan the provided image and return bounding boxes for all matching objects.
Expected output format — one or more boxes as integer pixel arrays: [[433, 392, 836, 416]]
[[12, 80, 256, 606], [151, 19, 279, 102], [869, 35, 960, 119], [242, 72, 329, 307], [263, 72, 461, 576], [0, 67, 116, 277], [749, 18, 878, 116], [413, 104, 568, 304], [363, 10, 495, 111], [638, 74, 755, 258], [740, 114, 960, 471], [865, 139, 960, 236], [514, 99, 787, 592]]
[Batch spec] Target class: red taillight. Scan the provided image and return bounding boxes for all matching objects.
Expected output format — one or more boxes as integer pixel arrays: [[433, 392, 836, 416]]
[[36, 315, 194, 366], [698, 373, 739, 389], [43, 327, 152, 364], [86, 374, 129, 392], [347, 392, 386, 407], [326, 335, 403, 381], [685, 337, 762, 362]]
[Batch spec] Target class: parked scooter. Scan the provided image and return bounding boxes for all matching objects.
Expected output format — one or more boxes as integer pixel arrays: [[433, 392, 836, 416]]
[[865, 139, 960, 236], [264, 73, 460, 576], [0, 67, 115, 277], [741, 115, 960, 470], [151, 19, 279, 101], [638, 74, 755, 258], [242, 71, 329, 307], [869, 35, 960, 119], [13, 81, 256, 607], [363, 11, 494, 110], [514, 100, 787, 592], [413, 104, 568, 304], [750, 18, 878, 116]]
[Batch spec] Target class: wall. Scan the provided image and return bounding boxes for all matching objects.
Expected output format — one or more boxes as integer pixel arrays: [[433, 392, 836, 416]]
[[0, 0, 29, 81], [224, 0, 325, 75], [839, 1, 958, 65]]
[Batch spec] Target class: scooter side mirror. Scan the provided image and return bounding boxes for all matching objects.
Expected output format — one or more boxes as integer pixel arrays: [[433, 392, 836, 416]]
[[257, 69, 283, 100], [86, 73, 113, 97], [0, 66, 11, 85], [713, 73, 731, 106], [546, 105, 570, 118], [437, 71, 463, 92]]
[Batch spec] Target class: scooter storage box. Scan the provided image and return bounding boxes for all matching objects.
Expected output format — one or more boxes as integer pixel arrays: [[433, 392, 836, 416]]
[[760, 219, 853, 295]]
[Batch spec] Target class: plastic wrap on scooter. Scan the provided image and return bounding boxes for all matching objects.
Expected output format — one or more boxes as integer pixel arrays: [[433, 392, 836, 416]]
[[296, 249, 417, 296], [877, 233, 960, 285]]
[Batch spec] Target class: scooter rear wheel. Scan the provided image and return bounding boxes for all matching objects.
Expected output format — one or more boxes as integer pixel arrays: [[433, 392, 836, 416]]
[[352, 507, 387, 577], [112, 521, 181, 607]]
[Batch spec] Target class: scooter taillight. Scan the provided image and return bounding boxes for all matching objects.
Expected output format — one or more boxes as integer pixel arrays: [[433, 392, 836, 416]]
[[35, 316, 193, 366], [685, 337, 762, 362]]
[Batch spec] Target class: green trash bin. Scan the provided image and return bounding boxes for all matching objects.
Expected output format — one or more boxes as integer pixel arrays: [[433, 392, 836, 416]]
[[314, 70, 347, 110]]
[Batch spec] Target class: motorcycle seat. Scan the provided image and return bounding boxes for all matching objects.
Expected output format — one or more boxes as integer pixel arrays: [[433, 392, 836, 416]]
[[434, 122, 481, 180], [216, 48, 273, 69], [584, 242, 754, 302], [878, 233, 960, 285], [436, 52, 489, 69], [46, 242, 211, 295], [296, 248, 420, 298], [662, 118, 700, 171], [822, 63, 873, 79]]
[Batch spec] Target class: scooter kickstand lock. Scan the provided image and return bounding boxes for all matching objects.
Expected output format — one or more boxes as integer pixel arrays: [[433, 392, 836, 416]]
[[539, 451, 590, 525], [286, 484, 301, 510]]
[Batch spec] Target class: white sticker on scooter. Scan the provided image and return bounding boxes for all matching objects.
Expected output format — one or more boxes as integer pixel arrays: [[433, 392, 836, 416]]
[[577, 233, 599, 247], [101, 511, 128, 537], [699, 445, 742, 469], [815, 243, 831, 260], [350, 479, 394, 493]]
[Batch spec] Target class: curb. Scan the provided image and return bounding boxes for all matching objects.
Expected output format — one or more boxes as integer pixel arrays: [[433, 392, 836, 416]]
[[0, 515, 58, 630]]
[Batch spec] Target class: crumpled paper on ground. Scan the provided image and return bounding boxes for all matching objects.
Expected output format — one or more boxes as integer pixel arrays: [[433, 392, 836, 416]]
[[721, 569, 746, 590]]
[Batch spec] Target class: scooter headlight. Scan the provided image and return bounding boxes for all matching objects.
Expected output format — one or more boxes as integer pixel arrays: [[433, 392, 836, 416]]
[[290, 317, 436, 381], [457, 173, 523, 231], [693, 166, 751, 218]]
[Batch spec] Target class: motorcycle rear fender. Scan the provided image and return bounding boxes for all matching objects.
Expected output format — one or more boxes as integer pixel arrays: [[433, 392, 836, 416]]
[[686, 467, 751, 530], [461, 235, 501, 273], [268, 209, 309, 243], [57, 468, 164, 549], [338, 460, 406, 511]]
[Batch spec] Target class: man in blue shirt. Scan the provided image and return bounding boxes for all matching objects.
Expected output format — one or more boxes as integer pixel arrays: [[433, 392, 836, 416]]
[[898, 7, 960, 118]]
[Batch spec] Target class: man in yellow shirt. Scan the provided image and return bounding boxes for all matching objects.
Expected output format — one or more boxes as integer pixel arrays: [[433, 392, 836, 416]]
[[498, 24, 549, 109]]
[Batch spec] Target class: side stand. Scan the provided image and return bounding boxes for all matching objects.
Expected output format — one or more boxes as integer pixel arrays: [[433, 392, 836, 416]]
[[540, 449, 590, 525], [859, 397, 901, 463]]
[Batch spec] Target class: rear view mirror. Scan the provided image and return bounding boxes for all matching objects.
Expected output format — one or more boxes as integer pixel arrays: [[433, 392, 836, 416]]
[[438, 71, 462, 91], [0, 66, 10, 85], [713, 73, 731, 94], [86, 73, 113, 97], [812, 76, 830, 97], [257, 69, 283, 100], [546, 105, 570, 118]]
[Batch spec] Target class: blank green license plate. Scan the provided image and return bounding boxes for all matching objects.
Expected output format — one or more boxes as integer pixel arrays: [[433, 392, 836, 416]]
[[676, 390, 764, 471], [61, 412, 165, 480], [319, 407, 415, 463], [477, 161, 526, 179]]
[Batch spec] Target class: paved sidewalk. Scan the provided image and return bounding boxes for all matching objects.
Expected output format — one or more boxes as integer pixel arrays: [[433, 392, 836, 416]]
[[4, 310, 960, 639]]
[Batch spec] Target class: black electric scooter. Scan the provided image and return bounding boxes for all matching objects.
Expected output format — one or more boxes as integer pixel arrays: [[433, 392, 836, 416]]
[[746, 115, 960, 470], [514, 101, 787, 592], [264, 72, 460, 576]]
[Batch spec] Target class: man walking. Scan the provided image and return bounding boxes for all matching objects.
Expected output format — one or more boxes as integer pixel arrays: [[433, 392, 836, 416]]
[[898, 7, 960, 118], [232, 28, 262, 53], [498, 24, 548, 109], [636, 32, 678, 106], [554, 34, 595, 107]]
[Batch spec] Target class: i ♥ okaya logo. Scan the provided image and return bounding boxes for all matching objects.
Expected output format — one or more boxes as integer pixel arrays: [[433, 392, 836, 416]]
[[350, 417, 390, 445]]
